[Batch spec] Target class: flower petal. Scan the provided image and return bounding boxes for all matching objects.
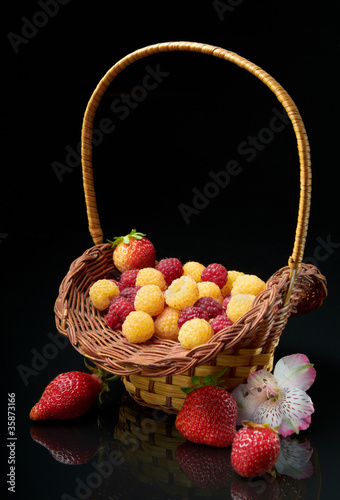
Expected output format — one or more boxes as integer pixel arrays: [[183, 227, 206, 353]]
[[247, 370, 279, 397], [278, 387, 314, 436], [231, 383, 268, 425], [253, 397, 284, 429], [275, 437, 314, 479], [279, 415, 312, 438], [273, 353, 316, 391]]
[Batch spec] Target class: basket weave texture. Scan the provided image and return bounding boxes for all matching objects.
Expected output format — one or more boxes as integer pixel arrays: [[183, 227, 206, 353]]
[[54, 42, 327, 413]]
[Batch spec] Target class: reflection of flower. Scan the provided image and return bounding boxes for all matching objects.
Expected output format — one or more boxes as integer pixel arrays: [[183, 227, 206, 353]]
[[275, 436, 314, 479], [232, 354, 316, 436]]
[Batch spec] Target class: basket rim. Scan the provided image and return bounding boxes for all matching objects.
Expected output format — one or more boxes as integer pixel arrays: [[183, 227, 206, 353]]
[[54, 244, 327, 377]]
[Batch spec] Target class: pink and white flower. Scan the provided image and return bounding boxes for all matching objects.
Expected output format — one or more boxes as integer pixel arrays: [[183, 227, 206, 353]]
[[231, 353, 316, 437]]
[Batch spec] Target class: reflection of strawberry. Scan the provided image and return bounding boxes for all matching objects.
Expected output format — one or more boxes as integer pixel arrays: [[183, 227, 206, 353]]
[[29, 371, 103, 421], [175, 442, 234, 489], [30, 422, 102, 465], [231, 474, 280, 500], [109, 229, 156, 273]]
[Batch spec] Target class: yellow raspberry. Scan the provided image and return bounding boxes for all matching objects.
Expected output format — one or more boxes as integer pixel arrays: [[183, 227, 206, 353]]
[[134, 285, 165, 316], [154, 307, 180, 341], [178, 318, 213, 349], [135, 267, 167, 291], [226, 294, 255, 322], [164, 276, 199, 310], [89, 279, 119, 311], [197, 281, 223, 304], [221, 270, 245, 297], [182, 261, 206, 282], [122, 311, 155, 343], [231, 274, 266, 296]]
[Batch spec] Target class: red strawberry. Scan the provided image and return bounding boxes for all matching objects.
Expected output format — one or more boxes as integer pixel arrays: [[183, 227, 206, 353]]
[[30, 422, 102, 465], [231, 421, 281, 477], [175, 442, 235, 489], [109, 229, 156, 273], [29, 371, 103, 421], [175, 369, 238, 447]]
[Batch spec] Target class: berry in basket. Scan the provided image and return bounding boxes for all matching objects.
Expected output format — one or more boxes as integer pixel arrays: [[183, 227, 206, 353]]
[[122, 310, 154, 343], [105, 297, 134, 329], [89, 279, 120, 310], [227, 294, 256, 322], [164, 275, 199, 310], [197, 280, 224, 304], [156, 257, 183, 286], [154, 306, 181, 340], [177, 306, 209, 328], [231, 274, 265, 296], [182, 260, 206, 282], [88, 231, 269, 348], [201, 262, 228, 289], [134, 284, 165, 316], [194, 295, 223, 319], [178, 317, 214, 349], [109, 229, 156, 272], [119, 269, 139, 287], [135, 267, 167, 290]]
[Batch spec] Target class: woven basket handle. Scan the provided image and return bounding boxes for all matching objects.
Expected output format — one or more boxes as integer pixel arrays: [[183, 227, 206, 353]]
[[81, 41, 311, 297]]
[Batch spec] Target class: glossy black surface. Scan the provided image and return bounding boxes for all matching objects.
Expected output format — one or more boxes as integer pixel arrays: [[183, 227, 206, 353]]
[[2, 2, 340, 499]]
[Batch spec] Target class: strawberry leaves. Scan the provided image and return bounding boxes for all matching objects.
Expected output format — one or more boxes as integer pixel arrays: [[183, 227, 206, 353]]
[[181, 366, 228, 394], [108, 229, 146, 248]]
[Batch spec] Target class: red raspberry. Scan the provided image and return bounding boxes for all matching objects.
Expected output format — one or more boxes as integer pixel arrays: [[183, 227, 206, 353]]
[[222, 294, 232, 312], [105, 310, 120, 329], [194, 296, 223, 319], [105, 297, 134, 329], [120, 269, 139, 288], [178, 306, 209, 329], [109, 279, 125, 292], [210, 314, 233, 333], [156, 258, 183, 286], [120, 286, 141, 304], [201, 263, 228, 289]]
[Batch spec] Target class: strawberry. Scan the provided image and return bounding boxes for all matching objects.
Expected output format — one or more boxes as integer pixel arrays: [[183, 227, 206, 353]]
[[109, 229, 156, 273], [231, 421, 281, 477], [175, 369, 238, 447], [175, 442, 235, 488], [29, 369, 114, 421], [30, 422, 102, 465]]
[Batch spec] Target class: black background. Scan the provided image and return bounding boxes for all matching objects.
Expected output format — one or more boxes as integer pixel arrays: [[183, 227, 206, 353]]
[[2, 1, 340, 499]]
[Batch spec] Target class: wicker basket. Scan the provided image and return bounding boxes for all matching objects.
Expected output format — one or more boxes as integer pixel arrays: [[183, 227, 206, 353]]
[[54, 41, 327, 413]]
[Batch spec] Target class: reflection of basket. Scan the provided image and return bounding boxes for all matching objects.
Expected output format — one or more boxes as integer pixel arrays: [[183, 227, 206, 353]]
[[54, 41, 327, 413], [113, 396, 188, 492], [113, 396, 233, 496]]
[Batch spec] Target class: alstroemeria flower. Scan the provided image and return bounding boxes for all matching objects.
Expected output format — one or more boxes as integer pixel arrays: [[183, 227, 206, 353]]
[[231, 354, 316, 437]]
